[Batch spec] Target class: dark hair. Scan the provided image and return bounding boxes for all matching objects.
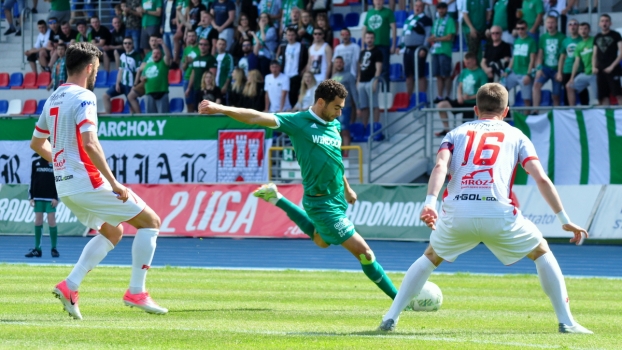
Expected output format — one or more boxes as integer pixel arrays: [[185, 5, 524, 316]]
[[580, 22, 591, 29], [436, 2, 448, 8], [150, 33, 161, 39], [37, 19, 46, 26], [90, 15, 100, 21], [65, 42, 103, 76], [269, 60, 281, 66], [365, 31, 375, 37], [286, 27, 297, 34], [600, 14, 611, 21], [464, 52, 477, 61], [516, 19, 527, 27], [334, 55, 344, 61], [124, 36, 133, 41], [242, 38, 252, 44], [314, 79, 347, 104], [76, 20, 87, 26], [60, 21, 70, 26], [340, 28, 351, 34], [218, 38, 227, 44], [57, 42, 67, 48]]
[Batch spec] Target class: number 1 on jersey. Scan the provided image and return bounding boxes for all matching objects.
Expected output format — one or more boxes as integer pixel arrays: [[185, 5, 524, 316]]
[[50, 106, 59, 148], [462, 131, 505, 166]]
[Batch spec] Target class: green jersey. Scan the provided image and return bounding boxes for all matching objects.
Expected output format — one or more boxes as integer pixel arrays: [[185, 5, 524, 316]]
[[576, 37, 594, 75], [364, 7, 396, 47], [51, 0, 70, 11], [142, 0, 162, 27], [463, 0, 488, 34], [215, 52, 233, 89], [459, 67, 488, 104], [512, 36, 537, 75], [274, 110, 344, 196], [539, 32, 565, 69], [521, 0, 544, 30], [144, 51, 153, 64], [182, 45, 200, 80], [120, 50, 143, 86], [561, 36, 582, 74], [431, 15, 456, 57], [492, 0, 508, 31], [191, 54, 217, 90], [144, 59, 169, 94]]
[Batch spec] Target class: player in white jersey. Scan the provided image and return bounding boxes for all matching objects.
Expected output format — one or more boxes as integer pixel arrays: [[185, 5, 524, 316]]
[[377, 83, 593, 334], [30, 42, 167, 320]]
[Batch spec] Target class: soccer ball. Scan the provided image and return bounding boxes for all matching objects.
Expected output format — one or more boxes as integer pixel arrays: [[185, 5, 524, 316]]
[[408, 281, 443, 311]]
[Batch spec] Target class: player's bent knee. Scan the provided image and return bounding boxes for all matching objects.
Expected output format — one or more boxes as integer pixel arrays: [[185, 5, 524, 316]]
[[359, 249, 375, 264], [424, 245, 444, 266], [313, 232, 329, 248], [527, 239, 551, 260]]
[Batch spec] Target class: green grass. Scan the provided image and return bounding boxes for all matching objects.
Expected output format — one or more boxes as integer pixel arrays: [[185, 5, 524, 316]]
[[0, 265, 620, 349]]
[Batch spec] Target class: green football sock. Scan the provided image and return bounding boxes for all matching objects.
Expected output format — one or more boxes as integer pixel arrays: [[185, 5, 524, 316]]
[[360, 254, 398, 299], [34, 225, 43, 250], [49, 226, 58, 249], [275, 197, 315, 239]]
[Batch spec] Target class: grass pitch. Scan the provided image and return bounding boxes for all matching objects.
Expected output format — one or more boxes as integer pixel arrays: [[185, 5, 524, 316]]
[[0, 265, 620, 349]]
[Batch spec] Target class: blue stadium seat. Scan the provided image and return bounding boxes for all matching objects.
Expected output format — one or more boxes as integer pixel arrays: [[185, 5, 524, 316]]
[[371, 122, 384, 141], [107, 70, 118, 87], [329, 14, 345, 32], [350, 122, 366, 142], [389, 63, 405, 82], [84, 3, 95, 17], [344, 13, 359, 28], [169, 98, 184, 113], [9, 72, 23, 89], [35, 100, 46, 115], [514, 91, 525, 107], [95, 70, 108, 88], [0, 100, 8, 114], [408, 92, 428, 109], [139, 99, 146, 113], [122, 100, 130, 113], [541, 90, 552, 106], [395, 11, 408, 28]]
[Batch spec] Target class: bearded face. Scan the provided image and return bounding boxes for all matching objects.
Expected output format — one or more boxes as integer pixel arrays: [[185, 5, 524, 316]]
[[86, 59, 99, 91]]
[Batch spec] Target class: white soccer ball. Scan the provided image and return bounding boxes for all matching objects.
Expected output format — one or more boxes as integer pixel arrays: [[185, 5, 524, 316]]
[[408, 281, 443, 311]]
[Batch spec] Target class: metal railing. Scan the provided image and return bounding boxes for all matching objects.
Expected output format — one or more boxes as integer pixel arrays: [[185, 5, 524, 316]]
[[368, 76, 390, 141], [413, 45, 434, 106], [267, 146, 364, 183], [20, 7, 33, 70]]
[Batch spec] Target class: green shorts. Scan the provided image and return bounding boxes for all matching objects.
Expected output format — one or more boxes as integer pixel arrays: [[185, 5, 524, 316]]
[[303, 192, 356, 245], [34, 200, 56, 213]]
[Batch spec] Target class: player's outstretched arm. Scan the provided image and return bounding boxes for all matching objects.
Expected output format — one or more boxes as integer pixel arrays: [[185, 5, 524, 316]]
[[30, 136, 53, 163], [81, 131, 130, 202], [524, 159, 589, 245], [421, 149, 452, 230], [198, 99, 278, 128]]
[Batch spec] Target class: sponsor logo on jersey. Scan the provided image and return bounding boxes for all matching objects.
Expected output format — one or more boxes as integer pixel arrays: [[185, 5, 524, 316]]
[[311, 123, 318, 129], [55, 174, 74, 182], [461, 168, 494, 189], [334, 217, 354, 237], [53, 149, 66, 171], [80, 100, 96, 108], [453, 194, 498, 201], [49, 92, 66, 102], [312, 134, 341, 148]]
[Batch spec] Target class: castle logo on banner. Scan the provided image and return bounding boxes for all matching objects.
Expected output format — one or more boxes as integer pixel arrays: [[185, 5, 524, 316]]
[[218, 130, 266, 182]]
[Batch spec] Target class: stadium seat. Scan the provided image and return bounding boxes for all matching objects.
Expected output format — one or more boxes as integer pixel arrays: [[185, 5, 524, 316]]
[[541, 90, 552, 106], [9, 72, 24, 89], [333, 0, 347, 6], [371, 122, 384, 141], [139, 99, 146, 113], [350, 122, 366, 142], [344, 13, 359, 28], [7, 99, 22, 114], [37, 72, 51, 89], [389, 92, 409, 112], [389, 63, 405, 82], [357, 12, 367, 28], [408, 92, 428, 110], [23, 72, 37, 89], [35, 100, 46, 115], [170, 98, 184, 113], [168, 69, 183, 86], [84, 3, 95, 17], [22, 99, 37, 115], [329, 14, 345, 31], [378, 92, 394, 110], [107, 70, 118, 87], [395, 11, 408, 28], [94, 70, 108, 88], [122, 100, 131, 113], [110, 98, 124, 113], [333, 38, 340, 47], [347, 0, 361, 4], [0, 73, 9, 89], [514, 91, 525, 107], [610, 95, 618, 105], [451, 62, 462, 80], [0, 100, 8, 114]]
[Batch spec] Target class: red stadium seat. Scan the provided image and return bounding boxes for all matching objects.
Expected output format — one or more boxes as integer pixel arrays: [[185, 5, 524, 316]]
[[21, 99, 37, 115], [111, 98, 124, 113], [389, 92, 409, 112], [23, 72, 37, 89], [0, 72, 9, 89], [37, 72, 51, 89], [168, 69, 182, 86]]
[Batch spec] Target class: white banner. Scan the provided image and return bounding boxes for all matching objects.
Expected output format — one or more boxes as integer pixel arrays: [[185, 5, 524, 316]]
[[0, 141, 38, 185], [513, 185, 603, 238], [588, 185, 622, 239]]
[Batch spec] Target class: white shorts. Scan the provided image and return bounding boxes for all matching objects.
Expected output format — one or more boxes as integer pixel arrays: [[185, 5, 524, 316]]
[[60, 186, 146, 230], [430, 214, 543, 266]]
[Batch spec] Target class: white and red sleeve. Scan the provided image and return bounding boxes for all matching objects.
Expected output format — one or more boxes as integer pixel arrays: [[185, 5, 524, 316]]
[[518, 134, 539, 168], [75, 92, 98, 133], [33, 111, 50, 138]]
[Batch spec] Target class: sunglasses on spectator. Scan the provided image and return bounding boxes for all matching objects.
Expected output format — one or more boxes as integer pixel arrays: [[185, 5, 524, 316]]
[[242, 44, 252, 47], [516, 27, 526, 30], [569, 22, 578, 26], [123, 41, 133, 45], [491, 31, 501, 34]]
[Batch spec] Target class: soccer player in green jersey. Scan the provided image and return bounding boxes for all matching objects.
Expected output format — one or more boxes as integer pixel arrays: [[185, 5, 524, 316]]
[[198, 80, 398, 300]]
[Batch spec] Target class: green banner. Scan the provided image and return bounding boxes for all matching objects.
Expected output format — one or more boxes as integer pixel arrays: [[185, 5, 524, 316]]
[[346, 184, 436, 241], [0, 184, 87, 236]]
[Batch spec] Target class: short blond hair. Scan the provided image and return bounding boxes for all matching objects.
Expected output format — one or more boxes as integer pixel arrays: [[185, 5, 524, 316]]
[[476, 83, 508, 114]]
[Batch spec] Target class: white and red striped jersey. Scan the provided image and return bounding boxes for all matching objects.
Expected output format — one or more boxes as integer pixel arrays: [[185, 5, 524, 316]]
[[32, 83, 108, 197], [439, 119, 538, 218]]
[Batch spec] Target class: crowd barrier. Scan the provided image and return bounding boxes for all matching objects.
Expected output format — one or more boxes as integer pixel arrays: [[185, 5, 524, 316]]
[[1, 184, 619, 241]]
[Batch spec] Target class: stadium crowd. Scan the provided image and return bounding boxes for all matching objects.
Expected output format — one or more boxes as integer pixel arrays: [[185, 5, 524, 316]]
[[5, 0, 622, 138]]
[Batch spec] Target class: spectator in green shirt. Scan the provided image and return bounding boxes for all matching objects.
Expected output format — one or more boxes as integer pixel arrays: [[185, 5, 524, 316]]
[[362, 0, 397, 91], [128, 34, 171, 113], [138, 0, 162, 54], [49, 0, 71, 24], [141, 47, 170, 113], [428, 2, 455, 102], [462, 0, 490, 58], [517, 0, 544, 42], [181, 30, 200, 112], [532, 16, 566, 111], [503, 20, 537, 109], [566, 22, 597, 106], [435, 52, 488, 136], [557, 19, 589, 106]]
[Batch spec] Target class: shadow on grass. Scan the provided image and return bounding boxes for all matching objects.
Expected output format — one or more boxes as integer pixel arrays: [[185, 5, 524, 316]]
[[169, 308, 273, 313]]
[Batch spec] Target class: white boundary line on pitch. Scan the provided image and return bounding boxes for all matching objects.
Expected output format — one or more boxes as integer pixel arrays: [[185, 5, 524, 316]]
[[2, 262, 622, 280]]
